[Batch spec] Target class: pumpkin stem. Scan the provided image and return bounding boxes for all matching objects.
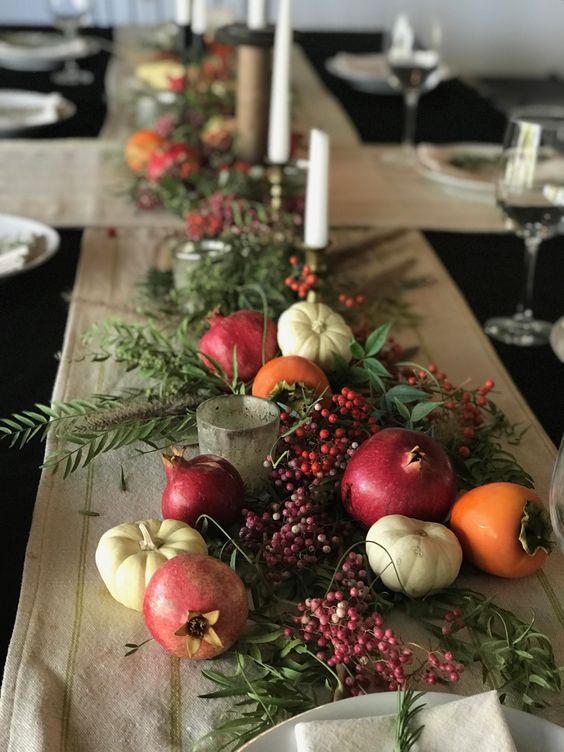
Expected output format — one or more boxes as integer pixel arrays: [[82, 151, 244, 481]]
[[519, 500, 553, 556], [138, 522, 160, 551]]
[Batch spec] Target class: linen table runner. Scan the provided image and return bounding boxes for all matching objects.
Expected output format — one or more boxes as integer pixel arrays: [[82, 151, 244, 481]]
[[0, 228, 562, 752]]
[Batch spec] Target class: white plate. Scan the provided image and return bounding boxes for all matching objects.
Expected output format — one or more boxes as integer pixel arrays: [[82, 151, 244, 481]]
[[0, 89, 76, 135], [0, 213, 60, 280], [325, 52, 450, 95], [239, 691, 564, 751], [550, 316, 564, 363], [416, 142, 501, 194], [0, 31, 98, 71]]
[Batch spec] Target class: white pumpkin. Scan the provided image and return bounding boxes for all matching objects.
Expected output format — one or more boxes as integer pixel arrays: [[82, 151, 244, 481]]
[[365, 515, 462, 598], [277, 301, 352, 371], [95, 519, 207, 611]]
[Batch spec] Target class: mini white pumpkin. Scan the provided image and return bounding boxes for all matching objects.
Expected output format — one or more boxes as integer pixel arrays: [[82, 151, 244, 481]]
[[365, 515, 462, 598], [277, 301, 352, 371], [95, 519, 207, 611]]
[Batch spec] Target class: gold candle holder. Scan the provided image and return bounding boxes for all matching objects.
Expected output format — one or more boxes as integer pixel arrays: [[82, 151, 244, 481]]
[[304, 244, 329, 303], [268, 163, 285, 213]]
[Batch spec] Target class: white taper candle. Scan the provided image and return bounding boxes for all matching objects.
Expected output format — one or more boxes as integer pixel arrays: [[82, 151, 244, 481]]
[[304, 128, 330, 249], [248, 0, 267, 29], [191, 0, 207, 35], [267, 0, 292, 164], [175, 0, 191, 25]]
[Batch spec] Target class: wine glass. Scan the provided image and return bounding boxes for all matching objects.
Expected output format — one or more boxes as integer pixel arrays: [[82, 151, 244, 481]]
[[549, 436, 564, 551], [385, 14, 441, 157], [485, 117, 564, 346], [49, 0, 93, 86]]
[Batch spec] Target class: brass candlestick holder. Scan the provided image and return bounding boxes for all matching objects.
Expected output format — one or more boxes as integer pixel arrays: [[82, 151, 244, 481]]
[[304, 244, 329, 303], [268, 163, 285, 213]]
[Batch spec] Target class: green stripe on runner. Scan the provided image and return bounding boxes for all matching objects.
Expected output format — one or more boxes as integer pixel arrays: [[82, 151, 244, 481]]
[[170, 657, 182, 751], [59, 462, 95, 752], [59, 362, 105, 752], [536, 569, 564, 631]]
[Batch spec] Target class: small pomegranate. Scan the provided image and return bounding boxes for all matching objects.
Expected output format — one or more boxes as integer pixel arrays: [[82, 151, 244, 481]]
[[199, 309, 278, 382], [162, 452, 245, 527], [341, 427, 457, 528], [143, 554, 248, 659]]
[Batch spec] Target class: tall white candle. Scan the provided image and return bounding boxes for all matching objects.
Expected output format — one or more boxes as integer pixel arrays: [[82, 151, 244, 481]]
[[267, 0, 292, 164], [192, 0, 207, 35], [175, 0, 191, 25], [248, 0, 267, 29], [304, 129, 330, 249]]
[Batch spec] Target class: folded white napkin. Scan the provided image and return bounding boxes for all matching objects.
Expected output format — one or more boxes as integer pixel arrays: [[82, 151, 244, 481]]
[[0, 93, 63, 129], [330, 52, 389, 81], [0, 37, 87, 61], [295, 691, 517, 752], [0, 243, 29, 274]]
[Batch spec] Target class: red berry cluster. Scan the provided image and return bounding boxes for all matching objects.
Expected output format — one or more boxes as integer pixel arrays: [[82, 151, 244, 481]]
[[272, 388, 378, 488], [404, 363, 496, 459], [288, 552, 463, 694], [239, 390, 378, 580], [284, 257, 318, 299], [338, 292, 366, 309], [184, 192, 300, 242], [240, 487, 341, 583]]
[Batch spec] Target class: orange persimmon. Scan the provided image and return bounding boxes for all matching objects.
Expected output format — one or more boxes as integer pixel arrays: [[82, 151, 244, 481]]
[[449, 482, 552, 578], [125, 130, 165, 173], [252, 355, 332, 408]]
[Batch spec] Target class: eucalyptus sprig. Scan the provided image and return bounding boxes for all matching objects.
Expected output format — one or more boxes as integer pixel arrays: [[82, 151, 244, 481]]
[[402, 587, 562, 710]]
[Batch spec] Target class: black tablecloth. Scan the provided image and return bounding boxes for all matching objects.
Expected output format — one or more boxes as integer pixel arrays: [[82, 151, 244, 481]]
[[1, 29, 563, 682]]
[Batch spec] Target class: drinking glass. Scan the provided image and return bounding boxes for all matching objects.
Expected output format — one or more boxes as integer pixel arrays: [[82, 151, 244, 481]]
[[385, 14, 441, 156], [49, 0, 93, 86], [485, 117, 564, 346], [549, 436, 564, 551]]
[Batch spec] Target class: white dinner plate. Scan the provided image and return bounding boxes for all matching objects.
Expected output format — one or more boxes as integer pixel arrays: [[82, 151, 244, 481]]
[[550, 316, 564, 363], [0, 213, 60, 280], [416, 142, 501, 195], [239, 691, 564, 751], [0, 89, 76, 136], [0, 31, 98, 72], [325, 52, 450, 95]]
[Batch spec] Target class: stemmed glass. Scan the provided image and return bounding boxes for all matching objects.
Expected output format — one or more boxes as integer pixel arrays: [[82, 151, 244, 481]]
[[485, 117, 564, 346], [49, 0, 93, 86], [549, 436, 564, 551], [385, 14, 441, 157]]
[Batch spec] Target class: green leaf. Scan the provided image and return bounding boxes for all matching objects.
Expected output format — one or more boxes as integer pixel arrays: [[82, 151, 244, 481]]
[[349, 340, 365, 360], [365, 322, 392, 357], [386, 385, 430, 403], [410, 401, 441, 424]]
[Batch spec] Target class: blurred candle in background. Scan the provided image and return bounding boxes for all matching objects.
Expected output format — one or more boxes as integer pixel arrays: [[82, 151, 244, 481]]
[[267, 0, 292, 164], [175, 0, 191, 25], [304, 128, 330, 249], [192, 0, 207, 35], [247, 0, 267, 29]]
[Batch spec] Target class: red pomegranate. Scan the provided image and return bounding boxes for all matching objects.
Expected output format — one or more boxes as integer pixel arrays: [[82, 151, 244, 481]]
[[143, 554, 248, 660], [199, 309, 278, 382], [162, 453, 245, 527], [341, 427, 457, 528]]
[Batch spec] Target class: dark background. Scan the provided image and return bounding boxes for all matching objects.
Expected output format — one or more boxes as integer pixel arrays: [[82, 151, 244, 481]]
[[1, 30, 562, 680]]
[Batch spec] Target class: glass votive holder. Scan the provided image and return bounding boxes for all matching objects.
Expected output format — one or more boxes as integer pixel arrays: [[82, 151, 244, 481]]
[[172, 239, 231, 314], [196, 395, 280, 493]]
